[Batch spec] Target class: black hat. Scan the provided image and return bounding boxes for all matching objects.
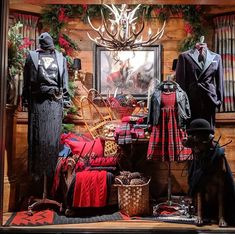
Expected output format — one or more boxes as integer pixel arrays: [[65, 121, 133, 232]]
[[38, 32, 55, 50], [187, 118, 214, 134]]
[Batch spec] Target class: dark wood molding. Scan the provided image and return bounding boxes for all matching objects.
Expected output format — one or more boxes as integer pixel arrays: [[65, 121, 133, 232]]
[[216, 112, 235, 124], [22, 0, 235, 5], [0, 0, 9, 226], [10, 0, 235, 6]]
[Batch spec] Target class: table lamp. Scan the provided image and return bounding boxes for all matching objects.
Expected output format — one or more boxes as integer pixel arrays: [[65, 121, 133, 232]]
[[73, 58, 81, 80]]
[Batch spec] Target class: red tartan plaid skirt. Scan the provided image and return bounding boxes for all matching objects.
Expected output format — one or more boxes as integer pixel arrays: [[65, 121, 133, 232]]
[[147, 92, 191, 161]]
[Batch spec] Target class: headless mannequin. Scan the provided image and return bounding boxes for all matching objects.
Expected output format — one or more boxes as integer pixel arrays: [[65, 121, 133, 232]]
[[153, 78, 191, 217], [23, 32, 70, 215], [162, 80, 176, 93], [175, 35, 224, 129]]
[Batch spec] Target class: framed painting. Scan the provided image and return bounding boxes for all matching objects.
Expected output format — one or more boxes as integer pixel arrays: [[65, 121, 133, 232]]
[[93, 45, 162, 100]]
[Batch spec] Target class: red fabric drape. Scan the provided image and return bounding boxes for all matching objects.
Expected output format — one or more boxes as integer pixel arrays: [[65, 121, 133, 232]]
[[73, 170, 108, 207]]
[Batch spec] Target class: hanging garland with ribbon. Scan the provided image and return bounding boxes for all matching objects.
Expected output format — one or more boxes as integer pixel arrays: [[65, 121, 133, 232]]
[[148, 5, 207, 51], [41, 4, 207, 57], [41, 5, 104, 65]]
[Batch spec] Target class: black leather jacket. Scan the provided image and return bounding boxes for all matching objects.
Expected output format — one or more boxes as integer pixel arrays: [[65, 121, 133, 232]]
[[148, 82, 191, 129]]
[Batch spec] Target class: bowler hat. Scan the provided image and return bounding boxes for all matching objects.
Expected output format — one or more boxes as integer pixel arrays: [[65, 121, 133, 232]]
[[187, 118, 214, 134]]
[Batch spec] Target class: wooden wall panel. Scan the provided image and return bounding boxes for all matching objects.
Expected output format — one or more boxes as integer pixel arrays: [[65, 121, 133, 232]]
[[206, 5, 235, 14], [10, 3, 42, 13], [10, 6, 235, 209], [73, 51, 93, 74], [215, 123, 235, 173], [144, 161, 189, 198], [162, 50, 179, 78], [63, 16, 188, 83]]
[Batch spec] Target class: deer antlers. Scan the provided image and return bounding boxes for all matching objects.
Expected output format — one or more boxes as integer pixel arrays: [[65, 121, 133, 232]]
[[87, 4, 166, 50]]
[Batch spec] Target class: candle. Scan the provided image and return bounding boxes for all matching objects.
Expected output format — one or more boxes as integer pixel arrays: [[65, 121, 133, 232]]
[[147, 84, 151, 110]]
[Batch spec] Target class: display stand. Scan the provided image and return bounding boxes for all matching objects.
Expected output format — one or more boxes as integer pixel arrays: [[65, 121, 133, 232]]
[[154, 161, 192, 218], [135, 100, 148, 116], [154, 161, 179, 208], [27, 172, 62, 216]]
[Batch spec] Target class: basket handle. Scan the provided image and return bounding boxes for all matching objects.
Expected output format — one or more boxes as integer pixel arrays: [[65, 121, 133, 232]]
[[146, 178, 151, 185], [114, 87, 118, 98], [115, 177, 124, 185]]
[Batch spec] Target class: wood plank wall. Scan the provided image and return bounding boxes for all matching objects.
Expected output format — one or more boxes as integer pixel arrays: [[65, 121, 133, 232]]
[[8, 5, 235, 210], [65, 16, 188, 84]]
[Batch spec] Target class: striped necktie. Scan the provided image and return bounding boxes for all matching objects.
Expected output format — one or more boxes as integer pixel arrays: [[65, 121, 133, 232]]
[[198, 47, 207, 67]]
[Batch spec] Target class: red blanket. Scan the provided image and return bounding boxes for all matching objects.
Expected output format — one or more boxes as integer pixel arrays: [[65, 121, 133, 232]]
[[73, 170, 107, 207], [89, 156, 117, 167]]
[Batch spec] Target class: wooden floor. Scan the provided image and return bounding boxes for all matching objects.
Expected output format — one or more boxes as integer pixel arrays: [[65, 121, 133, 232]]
[[2, 212, 235, 233]]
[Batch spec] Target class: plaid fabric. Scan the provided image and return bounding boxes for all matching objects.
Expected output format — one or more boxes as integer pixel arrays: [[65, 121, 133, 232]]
[[116, 123, 132, 145], [214, 14, 235, 112], [147, 92, 191, 161], [195, 43, 207, 67]]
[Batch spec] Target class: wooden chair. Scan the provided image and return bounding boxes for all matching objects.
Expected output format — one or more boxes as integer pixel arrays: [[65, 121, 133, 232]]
[[80, 94, 118, 157], [87, 88, 115, 121]]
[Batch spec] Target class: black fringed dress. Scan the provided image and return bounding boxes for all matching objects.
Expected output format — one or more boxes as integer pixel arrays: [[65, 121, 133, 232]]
[[23, 49, 70, 177]]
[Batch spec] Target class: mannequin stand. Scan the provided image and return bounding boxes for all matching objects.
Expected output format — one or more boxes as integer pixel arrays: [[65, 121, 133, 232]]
[[154, 161, 191, 217], [27, 172, 62, 216], [135, 100, 148, 116]]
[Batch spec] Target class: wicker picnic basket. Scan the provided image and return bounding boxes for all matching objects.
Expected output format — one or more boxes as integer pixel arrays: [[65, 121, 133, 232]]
[[115, 178, 151, 217]]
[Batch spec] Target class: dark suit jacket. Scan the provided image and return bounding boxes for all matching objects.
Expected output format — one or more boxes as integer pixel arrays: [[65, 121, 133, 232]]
[[175, 48, 224, 127]]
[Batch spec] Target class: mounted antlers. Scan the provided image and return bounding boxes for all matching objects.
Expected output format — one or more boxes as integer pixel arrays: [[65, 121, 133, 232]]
[[87, 4, 166, 50]]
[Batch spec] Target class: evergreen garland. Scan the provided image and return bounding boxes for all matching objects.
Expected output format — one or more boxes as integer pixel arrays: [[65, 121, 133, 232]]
[[41, 4, 207, 55], [146, 5, 207, 51]]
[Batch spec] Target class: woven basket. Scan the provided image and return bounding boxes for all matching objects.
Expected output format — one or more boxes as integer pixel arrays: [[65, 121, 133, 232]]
[[116, 178, 151, 217], [104, 140, 118, 157]]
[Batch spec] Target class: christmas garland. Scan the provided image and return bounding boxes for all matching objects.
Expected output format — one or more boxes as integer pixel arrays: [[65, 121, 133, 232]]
[[146, 5, 207, 51], [41, 4, 104, 65], [41, 4, 207, 55]]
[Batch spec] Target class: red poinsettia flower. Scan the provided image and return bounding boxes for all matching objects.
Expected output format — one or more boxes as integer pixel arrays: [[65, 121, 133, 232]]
[[19, 37, 33, 50], [195, 5, 201, 12], [82, 4, 88, 11], [65, 47, 73, 56], [58, 35, 70, 47], [178, 11, 183, 18], [155, 8, 162, 15], [58, 7, 68, 23], [58, 34, 73, 56], [184, 22, 193, 34]]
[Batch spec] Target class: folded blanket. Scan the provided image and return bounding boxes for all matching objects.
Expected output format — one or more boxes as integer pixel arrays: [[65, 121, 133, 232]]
[[51, 157, 68, 197], [73, 170, 107, 207], [89, 156, 117, 167], [121, 116, 144, 124], [87, 167, 117, 172], [115, 123, 132, 145]]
